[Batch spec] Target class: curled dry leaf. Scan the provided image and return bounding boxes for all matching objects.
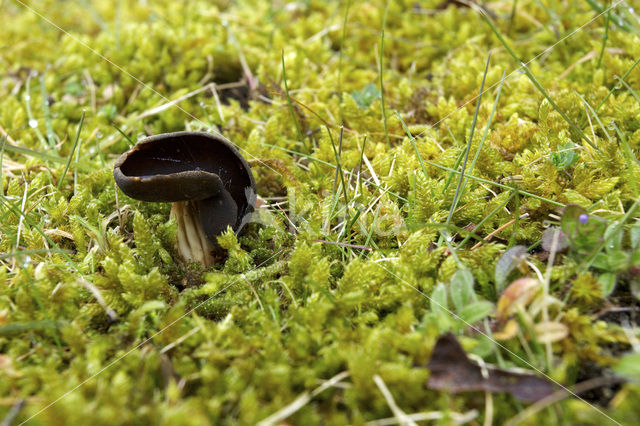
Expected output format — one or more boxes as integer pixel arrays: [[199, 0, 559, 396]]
[[533, 321, 569, 343], [427, 333, 555, 402], [496, 277, 540, 322], [493, 319, 519, 341]]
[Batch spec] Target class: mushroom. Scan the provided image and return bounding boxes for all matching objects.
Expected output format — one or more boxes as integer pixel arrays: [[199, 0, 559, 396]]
[[113, 131, 256, 267]]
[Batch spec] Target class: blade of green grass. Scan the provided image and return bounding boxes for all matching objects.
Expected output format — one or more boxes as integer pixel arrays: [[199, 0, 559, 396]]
[[584, 0, 633, 32], [447, 53, 492, 226], [0, 248, 73, 259], [596, 1, 612, 68], [379, 0, 390, 148], [40, 72, 57, 147], [442, 150, 465, 195], [327, 126, 350, 225], [0, 139, 92, 172], [508, 0, 519, 33], [360, 203, 382, 259], [395, 110, 429, 181], [282, 49, 303, 143], [476, 6, 600, 153], [459, 67, 507, 200], [261, 142, 564, 207], [357, 134, 368, 196], [0, 135, 5, 196], [73, 121, 84, 194], [332, 126, 344, 195], [57, 111, 85, 191], [338, 0, 351, 105], [615, 75, 640, 107], [261, 142, 408, 202], [0, 320, 62, 337], [594, 56, 640, 113], [509, 188, 522, 248], [113, 125, 136, 146], [342, 207, 362, 242], [25, 72, 48, 148], [575, 92, 612, 142]]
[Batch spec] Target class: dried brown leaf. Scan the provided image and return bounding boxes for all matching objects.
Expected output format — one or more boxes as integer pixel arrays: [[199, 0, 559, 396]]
[[496, 277, 540, 322], [427, 333, 554, 402]]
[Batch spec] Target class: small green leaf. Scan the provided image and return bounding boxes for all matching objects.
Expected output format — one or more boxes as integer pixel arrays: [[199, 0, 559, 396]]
[[591, 252, 610, 270], [549, 142, 578, 170], [606, 249, 629, 271], [495, 245, 527, 292], [630, 223, 640, 249], [431, 283, 448, 316], [613, 353, 640, 382], [99, 103, 118, 121], [450, 269, 476, 312], [598, 272, 616, 297], [350, 83, 381, 110], [604, 223, 624, 252], [459, 301, 494, 324], [64, 79, 85, 96]]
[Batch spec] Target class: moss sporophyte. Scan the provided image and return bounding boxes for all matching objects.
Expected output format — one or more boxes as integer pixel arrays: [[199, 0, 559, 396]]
[[113, 132, 256, 267]]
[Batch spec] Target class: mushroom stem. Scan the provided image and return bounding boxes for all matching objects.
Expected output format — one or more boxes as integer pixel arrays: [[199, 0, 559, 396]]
[[171, 201, 215, 267]]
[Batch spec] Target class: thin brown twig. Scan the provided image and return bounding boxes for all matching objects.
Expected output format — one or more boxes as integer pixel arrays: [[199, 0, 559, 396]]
[[471, 218, 517, 250]]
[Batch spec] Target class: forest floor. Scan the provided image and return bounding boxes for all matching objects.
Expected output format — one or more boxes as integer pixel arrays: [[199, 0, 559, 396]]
[[1, 0, 640, 425]]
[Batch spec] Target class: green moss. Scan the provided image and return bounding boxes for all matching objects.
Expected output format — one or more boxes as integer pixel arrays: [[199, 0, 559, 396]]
[[1, 0, 640, 424]]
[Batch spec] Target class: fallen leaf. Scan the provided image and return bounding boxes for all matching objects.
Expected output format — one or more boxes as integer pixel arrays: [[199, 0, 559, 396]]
[[427, 333, 554, 402], [496, 277, 540, 322], [533, 321, 569, 343], [493, 319, 519, 341]]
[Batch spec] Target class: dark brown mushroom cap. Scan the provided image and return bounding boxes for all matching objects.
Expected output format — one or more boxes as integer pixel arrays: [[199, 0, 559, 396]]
[[113, 131, 256, 239]]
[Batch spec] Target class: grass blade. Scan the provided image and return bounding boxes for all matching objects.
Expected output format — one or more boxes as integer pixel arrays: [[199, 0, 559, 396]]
[[338, 0, 351, 106], [594, 57, 640, 113], [395, 111, 429, 181], [282, 49, 303, 143], [596, 2, 612, 68], [25, 72, 48, 148], [57, 111, 85, 191], [40, 72, 57, 147], [475, 5, 600, 153], [379, 0, 390, 148], [447, 53, 491, 226], [357, 134, 368, 196], [459, 67, 507, 200], [327, 126, 350, 225]]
